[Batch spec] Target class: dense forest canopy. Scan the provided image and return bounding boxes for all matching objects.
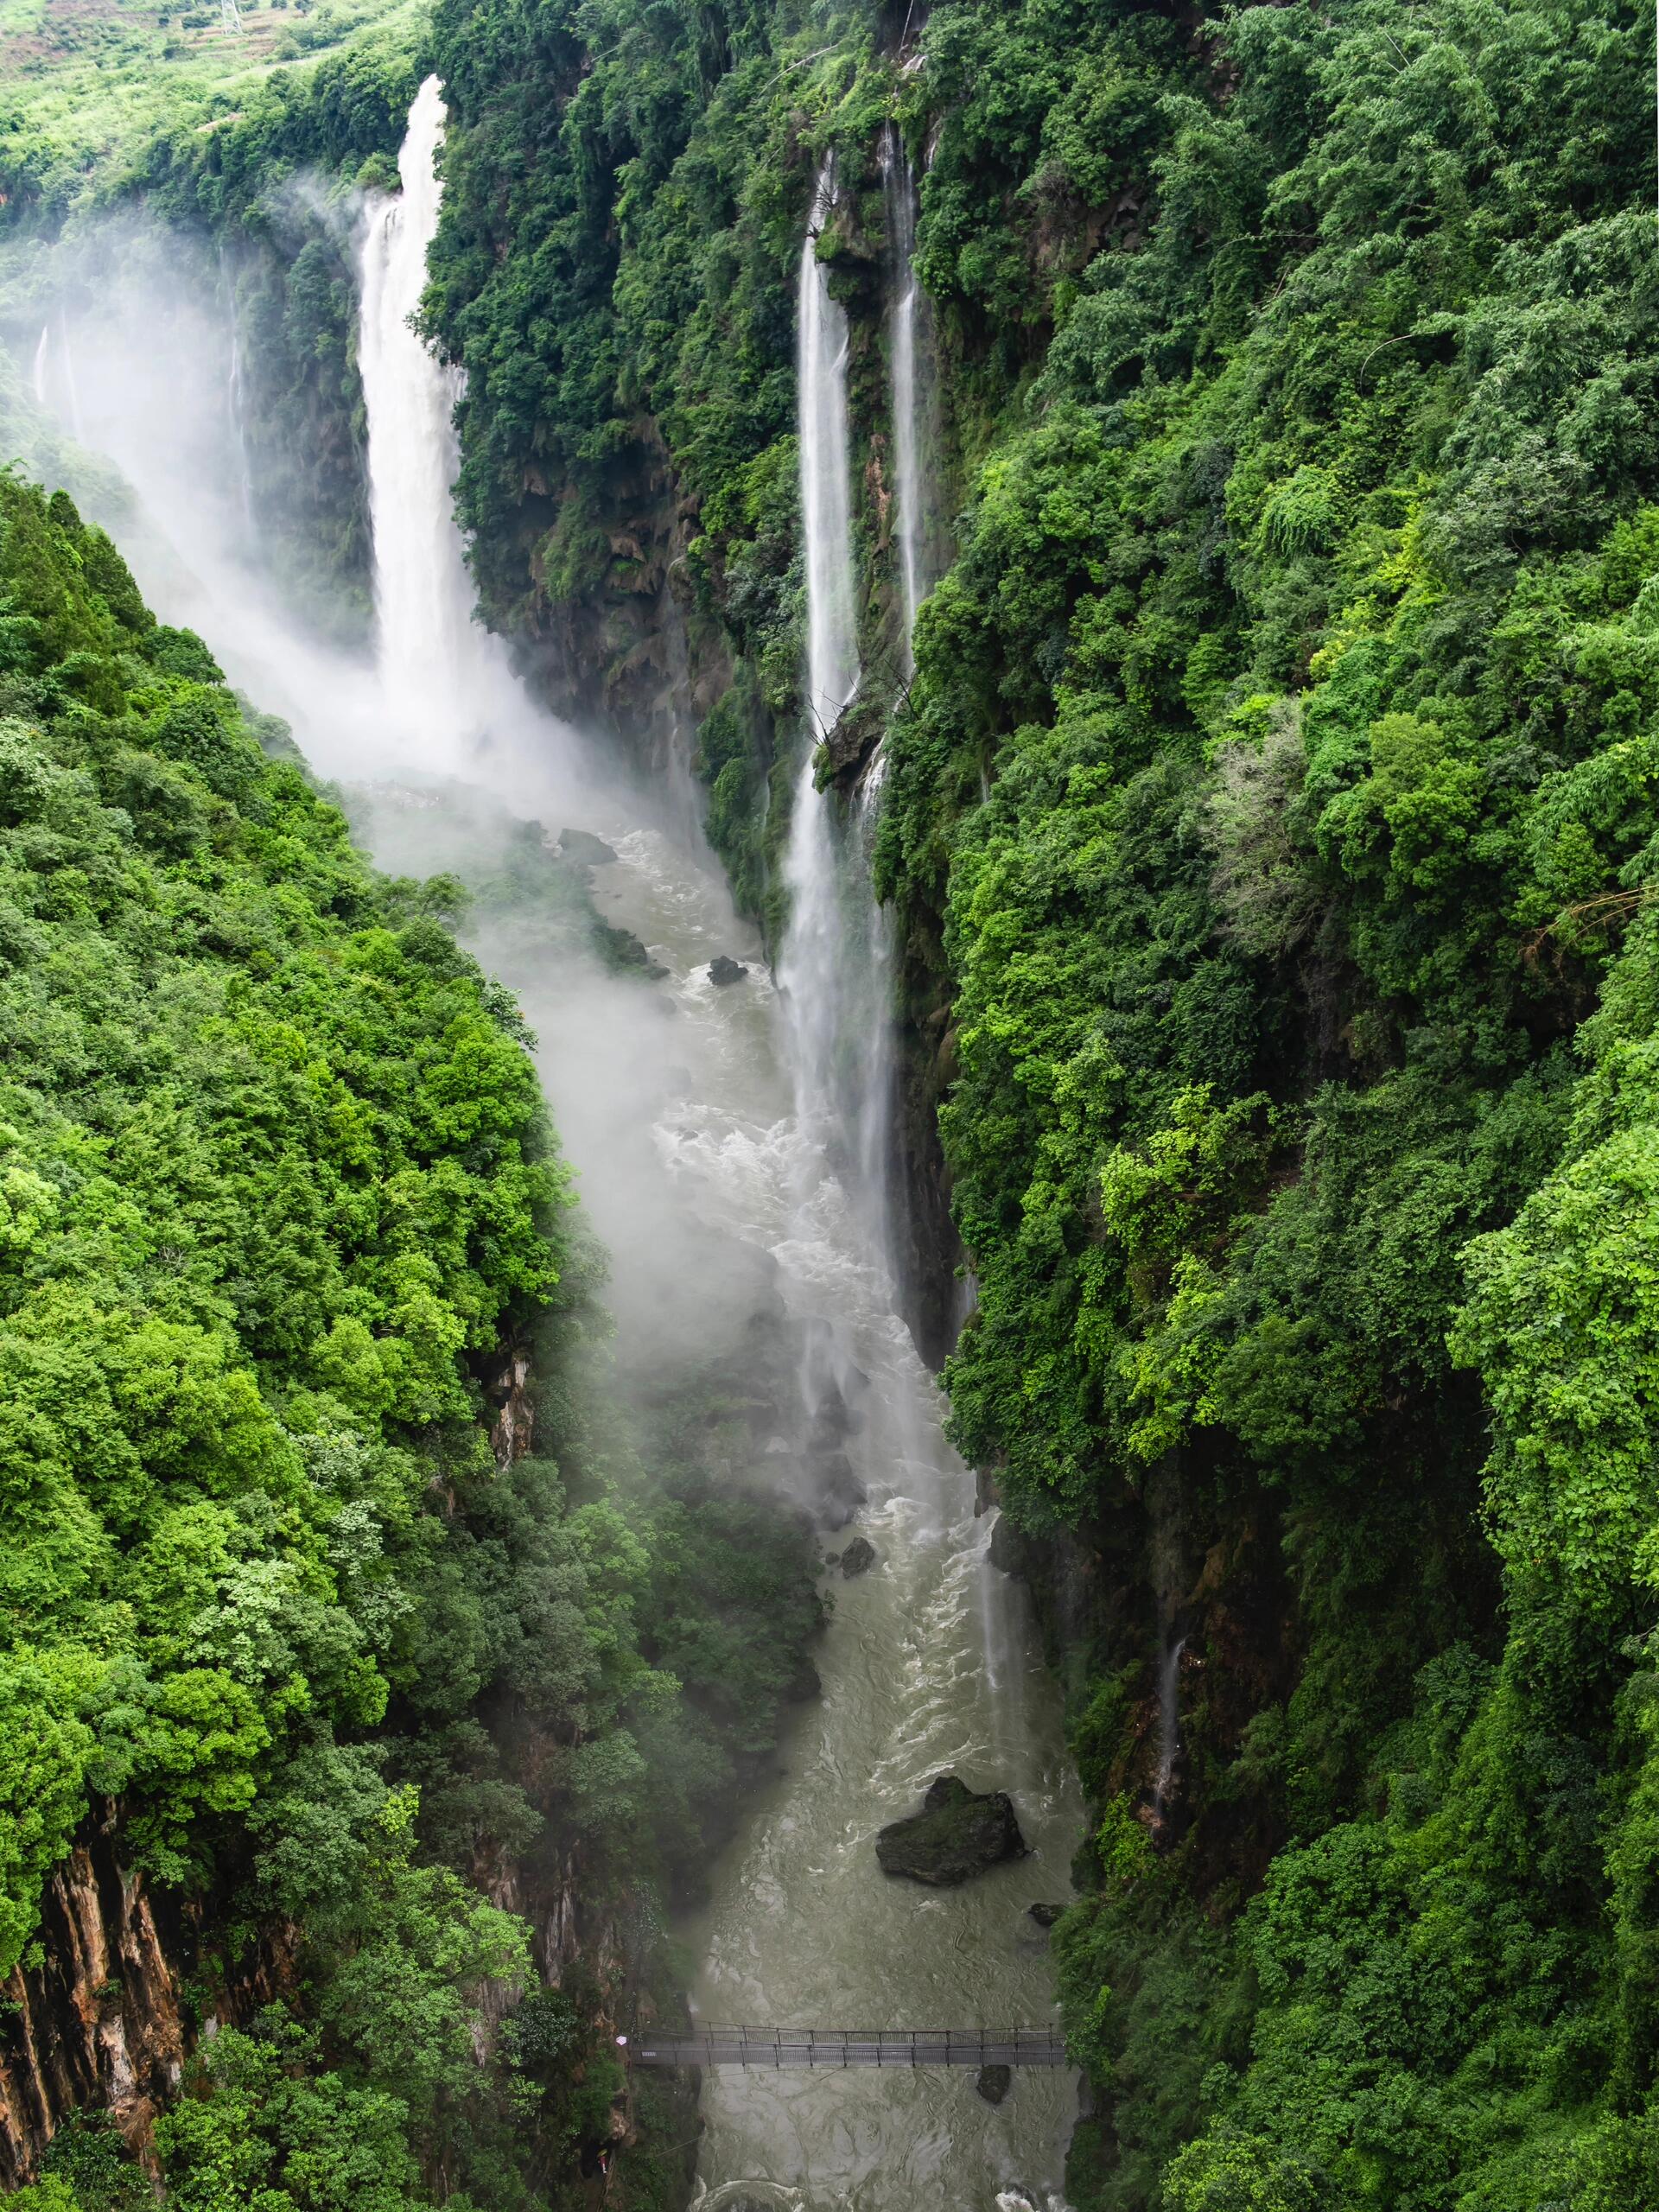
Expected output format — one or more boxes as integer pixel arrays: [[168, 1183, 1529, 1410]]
[[9, 0, 1659, 2207], [0, 471, 820, 2211]]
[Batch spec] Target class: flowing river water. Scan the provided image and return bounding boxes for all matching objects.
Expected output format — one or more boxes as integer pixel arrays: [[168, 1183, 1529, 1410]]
[[20, 76, 1083, 2212]]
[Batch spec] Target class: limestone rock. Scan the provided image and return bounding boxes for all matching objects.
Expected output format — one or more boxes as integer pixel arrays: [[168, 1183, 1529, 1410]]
[[874, 1775, 1027, 1886], [558, 827, 618, 866]]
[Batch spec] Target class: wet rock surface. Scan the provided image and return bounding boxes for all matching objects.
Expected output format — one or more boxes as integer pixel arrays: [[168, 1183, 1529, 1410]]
[[840, 1535, 877, 1578], [976, 2064, 1013, 2106], [708, 955, 749, 986], [1027, 1901, 1065, 1929], [874, 1775, 1027, 1886], [558, 827, 618, 866]]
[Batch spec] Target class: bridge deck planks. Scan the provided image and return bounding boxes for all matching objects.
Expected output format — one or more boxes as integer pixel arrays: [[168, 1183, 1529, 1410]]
[[628, 2028, 1069, 2069]]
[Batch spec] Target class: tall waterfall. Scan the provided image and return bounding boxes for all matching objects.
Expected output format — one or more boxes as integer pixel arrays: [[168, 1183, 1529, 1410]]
[[882, 124, 928, 667], [30, 327, 48, 408], [692, 149, 1078, 2212], [795, 161, 861, 743], [358, 74, 509, 768], [779, 159, 882, 1198]]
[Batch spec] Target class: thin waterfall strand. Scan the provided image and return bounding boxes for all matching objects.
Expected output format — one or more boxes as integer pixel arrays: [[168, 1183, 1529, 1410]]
[[882, 126, 926, 667], [31, 327, 48, 408]]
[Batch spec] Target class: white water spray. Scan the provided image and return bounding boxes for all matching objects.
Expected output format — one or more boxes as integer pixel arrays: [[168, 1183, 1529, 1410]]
[[358, 74, 518, 770], [779, 156, 883, 1211], [795, 160, 860, 743], [57, 312, 84, 440], [224, 284, 255, 532]]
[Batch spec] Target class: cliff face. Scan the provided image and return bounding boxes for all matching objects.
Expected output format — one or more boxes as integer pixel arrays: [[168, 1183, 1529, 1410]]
[[0, 1815, 189, 2187]]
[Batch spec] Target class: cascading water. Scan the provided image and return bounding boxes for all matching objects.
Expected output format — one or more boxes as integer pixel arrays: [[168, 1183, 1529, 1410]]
[[224, 284, 255, 532], [31, 327, 48, 408], [57, 311, 84, 439], [1152, 1635, 1187, 1829], [683, 155, 1080, 2212], [880, 126, 930, 667], [36, 76, 1082, 2212], [779, 159, 888, 1233], [357, 74, 518, 768]]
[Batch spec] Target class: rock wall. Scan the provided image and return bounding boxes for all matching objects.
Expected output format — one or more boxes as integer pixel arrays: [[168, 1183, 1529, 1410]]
[[0, 1809, 190, 2187]]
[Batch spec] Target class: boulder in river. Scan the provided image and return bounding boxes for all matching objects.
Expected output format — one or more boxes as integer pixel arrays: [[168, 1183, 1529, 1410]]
[[976, 2064, 1013, 2106], [558, 827, 618, 866], [840, 1535, 876, 1579], [708, 955, 749, 986], [1027, 1901, 1065, 1929], [875, 1775, 1027, 1886]]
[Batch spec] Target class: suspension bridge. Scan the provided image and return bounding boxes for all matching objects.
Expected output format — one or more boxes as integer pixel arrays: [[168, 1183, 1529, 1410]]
[[624, 2027, 1069, 2069]]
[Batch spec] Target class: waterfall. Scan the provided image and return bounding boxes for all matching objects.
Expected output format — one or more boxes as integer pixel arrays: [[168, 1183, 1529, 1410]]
[[780, 157, 866, 1160], [224, 270, 256, 535], [31, 327, 48, 408], [1151, 1633, 1186, 1827], [358, 74, 511, 768], [881, 125, 927, 668], [795, 160, 860, 744], [57, 312, 84, 439]]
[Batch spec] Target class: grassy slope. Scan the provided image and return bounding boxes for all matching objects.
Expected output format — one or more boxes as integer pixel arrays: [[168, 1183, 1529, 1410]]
[[0, 0, 422, 220]]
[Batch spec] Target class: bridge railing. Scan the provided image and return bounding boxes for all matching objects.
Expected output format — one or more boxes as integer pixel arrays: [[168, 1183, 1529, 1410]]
[[626, 2025, 1069, 2069]]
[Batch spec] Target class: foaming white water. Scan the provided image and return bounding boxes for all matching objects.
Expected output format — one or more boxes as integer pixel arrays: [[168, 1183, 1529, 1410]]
[[358, 74, 524, 771]]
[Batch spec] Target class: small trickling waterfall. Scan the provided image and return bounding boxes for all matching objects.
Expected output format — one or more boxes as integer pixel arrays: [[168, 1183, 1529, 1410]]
[[881, 124, 930, 667], [30, 327, 48, 409], [358, 75, 512, 766], [1151, 1634, 1186, 1828]]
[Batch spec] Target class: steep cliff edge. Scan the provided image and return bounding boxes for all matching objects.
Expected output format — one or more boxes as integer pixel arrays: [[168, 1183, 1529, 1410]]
[[0, 1823, 189, 2190]]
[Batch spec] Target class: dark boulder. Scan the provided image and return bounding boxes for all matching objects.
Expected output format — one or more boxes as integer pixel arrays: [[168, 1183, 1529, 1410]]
[[558, 828, 618, 866], [1027, 1902, 1065, 1929], [875, 1776, 1027, 1886], [840, 1535, 876, 1579], [976, 2064, 1012, 2106], [708, 955, 749, 986]]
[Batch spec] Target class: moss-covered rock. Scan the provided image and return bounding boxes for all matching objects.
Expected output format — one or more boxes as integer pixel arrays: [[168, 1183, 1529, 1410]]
[[874, 1777, 1027, 1885]]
